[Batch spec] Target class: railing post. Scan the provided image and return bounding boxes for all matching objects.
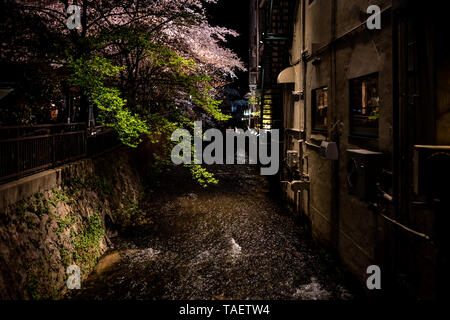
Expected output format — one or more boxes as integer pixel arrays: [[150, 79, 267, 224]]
[[16, 139, 21, 179], [52, 135, 56, 165], [84, 130, 87, 156]]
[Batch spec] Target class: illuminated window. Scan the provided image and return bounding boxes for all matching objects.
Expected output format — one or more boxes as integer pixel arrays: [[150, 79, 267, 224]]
[[262, 95, 272, 129], [311, 87, 328, 132], [349, 73, 379, 137]]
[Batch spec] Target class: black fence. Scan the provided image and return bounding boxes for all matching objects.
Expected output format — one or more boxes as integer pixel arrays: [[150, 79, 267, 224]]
[[87, 126, 119, 157], [0, 124, 119, 184]]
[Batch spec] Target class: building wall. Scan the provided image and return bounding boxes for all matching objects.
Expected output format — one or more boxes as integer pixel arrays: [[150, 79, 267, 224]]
[[335, 14, 393, 286], [252, 0, 449, 298], [0, 146, 149, 299], [281, 0, 395, 294]]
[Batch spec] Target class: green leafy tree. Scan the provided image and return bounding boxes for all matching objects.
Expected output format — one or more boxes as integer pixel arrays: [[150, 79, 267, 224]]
[[1, 1, 245, 186], [69, 56, 150, 147]]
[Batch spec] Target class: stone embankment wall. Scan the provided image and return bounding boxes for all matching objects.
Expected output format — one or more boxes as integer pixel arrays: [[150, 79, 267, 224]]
[[0, 145, 153, 299]]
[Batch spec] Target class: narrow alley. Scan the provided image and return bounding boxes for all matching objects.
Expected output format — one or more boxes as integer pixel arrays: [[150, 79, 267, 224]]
[[74, 164, 358, 300]]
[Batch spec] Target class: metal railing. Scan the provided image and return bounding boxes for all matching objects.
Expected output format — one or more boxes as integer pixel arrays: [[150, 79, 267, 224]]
[[0, 123, 87, 140], [0, 124, 119, 184], [87, 126, 119, 157]]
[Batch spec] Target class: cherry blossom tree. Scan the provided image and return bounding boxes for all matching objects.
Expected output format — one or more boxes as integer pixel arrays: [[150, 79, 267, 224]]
[[11, 1, 244, 76], [1, 0, 245, 185]]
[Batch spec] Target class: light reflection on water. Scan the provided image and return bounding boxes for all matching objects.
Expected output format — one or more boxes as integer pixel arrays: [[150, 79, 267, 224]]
[[75, 165, 358, 300]]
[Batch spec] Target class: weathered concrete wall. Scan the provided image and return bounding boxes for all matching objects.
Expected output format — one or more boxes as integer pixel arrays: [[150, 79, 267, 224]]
[[335, 13, 393, 288], [305, 0, 332, 51], [305, 41, 334, 248], [273, 0, 445, 299], [335, 0, 391, 37], [0, 160, 95, 211], [0, 145, 151, 299], [281, 0, 394, 294]]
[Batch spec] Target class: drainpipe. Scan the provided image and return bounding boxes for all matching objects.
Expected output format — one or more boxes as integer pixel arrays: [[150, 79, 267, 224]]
[[391, 2, 401, 295], [301, 0, 307, 132], [269, 0, 274, 32], [301, 0, 310, 219], [330, 0, 340, 250]]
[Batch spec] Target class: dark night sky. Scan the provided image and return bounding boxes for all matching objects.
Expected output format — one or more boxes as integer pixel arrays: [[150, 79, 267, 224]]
[[205, 0, 250, 95]]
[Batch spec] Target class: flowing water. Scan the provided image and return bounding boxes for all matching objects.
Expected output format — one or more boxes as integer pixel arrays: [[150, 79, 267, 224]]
[[74, 164, 359, 300]]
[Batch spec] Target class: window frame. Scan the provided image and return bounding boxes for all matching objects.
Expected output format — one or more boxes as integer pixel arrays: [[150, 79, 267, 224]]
[[311, 86, 329, 134], [349, 72, 380, 139]]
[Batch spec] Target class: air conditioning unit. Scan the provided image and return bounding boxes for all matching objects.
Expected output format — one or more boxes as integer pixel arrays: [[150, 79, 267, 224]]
[[346, 149, 384, 200], [413, 145, 450, 198], [320, 141, 339, 160]]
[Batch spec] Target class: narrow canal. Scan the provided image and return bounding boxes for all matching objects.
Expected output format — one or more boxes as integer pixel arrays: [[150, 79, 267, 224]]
[[74, 164, 359, 300]]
